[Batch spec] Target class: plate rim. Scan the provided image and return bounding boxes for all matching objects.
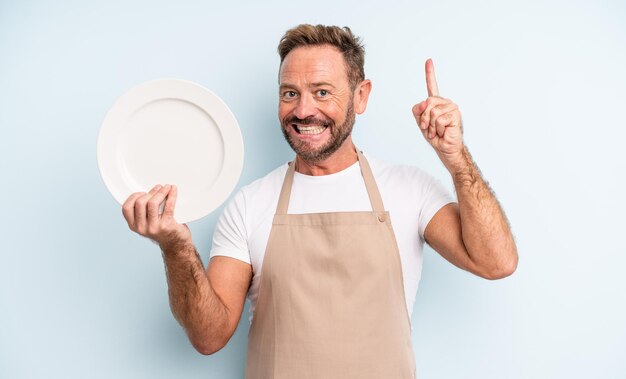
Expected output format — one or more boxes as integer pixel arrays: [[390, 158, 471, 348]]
[[97, 78, 244, 223]]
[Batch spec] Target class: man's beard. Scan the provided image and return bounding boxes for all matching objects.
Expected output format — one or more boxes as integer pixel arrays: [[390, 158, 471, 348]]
[[281, 101, 355, 163]]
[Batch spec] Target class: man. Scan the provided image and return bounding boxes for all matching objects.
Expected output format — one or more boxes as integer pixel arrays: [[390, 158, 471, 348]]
[[122, 24, 518, 378]]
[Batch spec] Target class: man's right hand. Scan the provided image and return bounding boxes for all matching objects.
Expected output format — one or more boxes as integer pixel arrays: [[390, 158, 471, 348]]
[[122, 184, 192, 251], [122, 185, 250, 355]]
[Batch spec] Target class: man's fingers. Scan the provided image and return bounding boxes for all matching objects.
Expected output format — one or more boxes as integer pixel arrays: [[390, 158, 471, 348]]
[[435, 115, 449, 137], [429, 103, 457, 128], [428, 123, 437, 139], [162, 185, 178, 218], [122, 192, 146, 229], [134, 185, 162, 232], [146, 185, 171, 223], [412, 102, 428, 129], [412, 102, 426, 118], [419, 96, 448, 131], [425, 58, 439, 97]]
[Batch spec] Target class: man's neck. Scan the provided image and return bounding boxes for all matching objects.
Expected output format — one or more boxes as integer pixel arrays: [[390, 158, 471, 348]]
[[294, 138, 358, 176]]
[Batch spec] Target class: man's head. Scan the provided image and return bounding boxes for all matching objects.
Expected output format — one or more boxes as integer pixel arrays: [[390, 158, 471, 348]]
[[277, 24, 371, 164], [278, 24, 365, 91]]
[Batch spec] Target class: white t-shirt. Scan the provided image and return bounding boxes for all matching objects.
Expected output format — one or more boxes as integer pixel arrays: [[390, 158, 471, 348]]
[[209, 154, 456, 325]]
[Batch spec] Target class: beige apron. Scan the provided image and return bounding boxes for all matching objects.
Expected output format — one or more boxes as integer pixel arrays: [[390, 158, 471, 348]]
[[245, 150, 416, 378]]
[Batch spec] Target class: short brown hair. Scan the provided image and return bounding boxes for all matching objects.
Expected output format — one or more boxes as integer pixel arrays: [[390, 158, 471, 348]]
[[278, 24, 365, 90]]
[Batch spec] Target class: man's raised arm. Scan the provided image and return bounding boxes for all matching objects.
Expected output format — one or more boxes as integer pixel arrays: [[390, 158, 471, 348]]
[[412, 59, 518, 279]]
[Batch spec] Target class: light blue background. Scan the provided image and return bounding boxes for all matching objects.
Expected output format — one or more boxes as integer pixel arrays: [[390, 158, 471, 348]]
[[2, 0, 625, 378]]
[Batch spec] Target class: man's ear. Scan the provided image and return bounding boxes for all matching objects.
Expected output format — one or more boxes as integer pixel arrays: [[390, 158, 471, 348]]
[[353, 79, 372, 115]]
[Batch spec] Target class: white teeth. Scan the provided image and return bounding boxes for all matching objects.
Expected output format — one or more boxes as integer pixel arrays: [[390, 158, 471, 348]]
[[295, 124, 327, 135]]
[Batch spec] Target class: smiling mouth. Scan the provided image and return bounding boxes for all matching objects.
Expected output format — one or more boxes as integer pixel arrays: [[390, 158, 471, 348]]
[[292, 124, 328, 135]]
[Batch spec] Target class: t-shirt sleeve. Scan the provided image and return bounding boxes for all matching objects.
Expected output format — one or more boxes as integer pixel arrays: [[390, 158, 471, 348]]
[[418, 174, 456, 240], [209, 189, 251, 264]]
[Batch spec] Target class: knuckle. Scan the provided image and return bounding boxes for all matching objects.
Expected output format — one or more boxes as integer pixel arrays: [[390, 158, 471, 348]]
[[147, 225, 159, 236], [128, 192, 144, 202], [412, 104, 420, 116]]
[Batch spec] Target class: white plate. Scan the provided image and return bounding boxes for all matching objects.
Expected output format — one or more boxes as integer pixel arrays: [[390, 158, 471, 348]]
[[98, 79, 244, 223]]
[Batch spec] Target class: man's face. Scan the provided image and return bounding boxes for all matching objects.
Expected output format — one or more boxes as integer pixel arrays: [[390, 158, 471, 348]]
[[278, 45, 355, 162]]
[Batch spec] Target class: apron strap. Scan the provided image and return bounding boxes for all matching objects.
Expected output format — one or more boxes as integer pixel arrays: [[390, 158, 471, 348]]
[[356, 149, 386, 213], [275, 147, 386, 214], [276, 159, 297, 215]]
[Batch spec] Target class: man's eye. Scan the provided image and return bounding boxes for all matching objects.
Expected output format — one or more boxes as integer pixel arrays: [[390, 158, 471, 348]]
[[283, 91, 297, 98], [317, 90, 328, 97]]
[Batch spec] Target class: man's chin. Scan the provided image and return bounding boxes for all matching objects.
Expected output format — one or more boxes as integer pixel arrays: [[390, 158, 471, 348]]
[[284, 131, 327, 158], [282, 121, 352, 163], [292, 145, 327, 161], [291, 138, 351, 163]]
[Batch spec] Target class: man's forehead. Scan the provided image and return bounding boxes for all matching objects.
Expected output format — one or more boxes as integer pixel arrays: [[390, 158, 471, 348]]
[[279, 45, 348, 84]]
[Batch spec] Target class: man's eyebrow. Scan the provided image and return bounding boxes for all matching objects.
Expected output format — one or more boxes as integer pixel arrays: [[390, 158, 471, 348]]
[[279, 83, 296, 90], [279, 82, 337, 90], [311, 82, 336, 88]]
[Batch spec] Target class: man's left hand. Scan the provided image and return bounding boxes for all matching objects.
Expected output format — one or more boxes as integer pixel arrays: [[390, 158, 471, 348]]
[[412, 59, 465, 171]]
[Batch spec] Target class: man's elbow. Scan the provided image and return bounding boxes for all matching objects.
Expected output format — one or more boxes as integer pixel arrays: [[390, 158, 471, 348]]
[[483, 264, 516, 280], [477, 248, 519, 280], [190, 336, 228, 356]]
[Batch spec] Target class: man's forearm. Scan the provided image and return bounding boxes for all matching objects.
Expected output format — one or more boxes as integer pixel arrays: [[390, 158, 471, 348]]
[[445, 146, 518, 278], [161, 241, 229, 353]]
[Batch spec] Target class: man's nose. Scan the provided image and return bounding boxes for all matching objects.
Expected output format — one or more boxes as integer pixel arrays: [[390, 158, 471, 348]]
[[293, 94, 316, 120]]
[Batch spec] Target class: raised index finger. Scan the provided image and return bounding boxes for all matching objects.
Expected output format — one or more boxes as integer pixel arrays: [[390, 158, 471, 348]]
[[425, 58, 439, 97]]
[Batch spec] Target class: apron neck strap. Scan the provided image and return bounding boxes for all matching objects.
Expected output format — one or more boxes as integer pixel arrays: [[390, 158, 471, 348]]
[[276, 160, 296, 215], [275, 148, 386, 214], [356, 149, 386, 213]]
